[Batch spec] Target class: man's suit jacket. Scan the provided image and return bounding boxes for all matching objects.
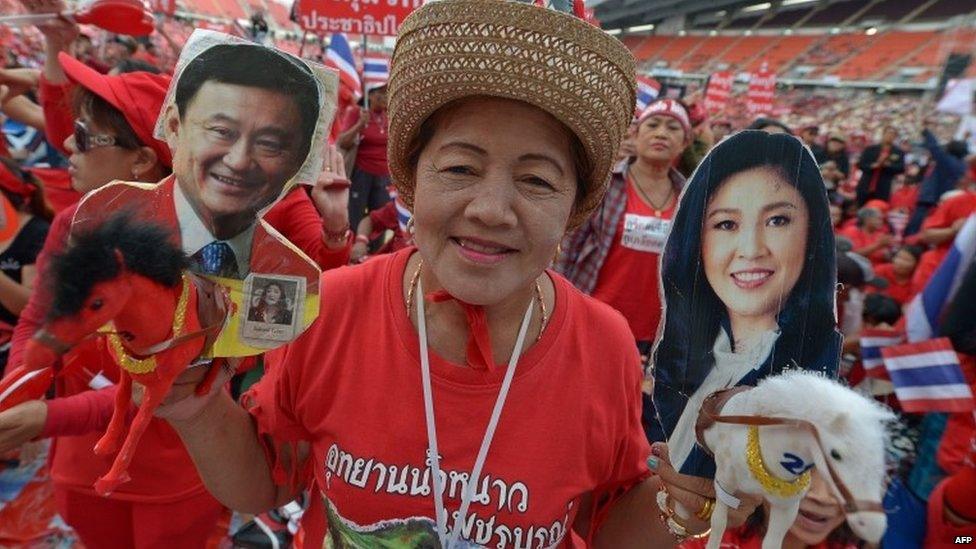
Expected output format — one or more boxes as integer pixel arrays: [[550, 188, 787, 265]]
[[71, 176, 320, 356]]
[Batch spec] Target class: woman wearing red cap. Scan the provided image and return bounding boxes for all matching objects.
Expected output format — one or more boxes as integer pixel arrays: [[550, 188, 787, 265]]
[[1, 38, 354, 545], [556, 97, 691, 357], [0, 50, 229, 549]]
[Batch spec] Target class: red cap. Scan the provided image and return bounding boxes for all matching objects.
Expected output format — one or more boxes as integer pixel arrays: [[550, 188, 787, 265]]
[[637, 99, 692, 142], [864, 199, 890, 213], [58, 52, 173, 169]]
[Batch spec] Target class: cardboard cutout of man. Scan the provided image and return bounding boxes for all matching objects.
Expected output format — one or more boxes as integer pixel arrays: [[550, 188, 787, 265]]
[[651, 130, 842, 479], [71, 30, 338, 355]]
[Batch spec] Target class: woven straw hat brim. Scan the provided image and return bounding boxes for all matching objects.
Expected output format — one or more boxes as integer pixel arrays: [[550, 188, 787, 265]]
[[387, 0, 636, 226]]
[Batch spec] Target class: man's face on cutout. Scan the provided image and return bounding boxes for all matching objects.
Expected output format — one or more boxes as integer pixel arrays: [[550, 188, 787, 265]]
[[166, 80, 306, 235]]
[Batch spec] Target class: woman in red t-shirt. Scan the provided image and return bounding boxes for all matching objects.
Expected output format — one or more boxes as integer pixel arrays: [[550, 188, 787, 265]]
[[839, 206, 892, 265], [337, 83, 391, 230], [0, 53, 224, 548], [557, 98, 691, 350], [870, 245, 922, 306], [154, 2, 761, 545]]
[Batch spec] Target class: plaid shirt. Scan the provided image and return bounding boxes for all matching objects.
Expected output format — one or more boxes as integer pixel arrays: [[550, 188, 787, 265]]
[[555, 165, 686, 294]]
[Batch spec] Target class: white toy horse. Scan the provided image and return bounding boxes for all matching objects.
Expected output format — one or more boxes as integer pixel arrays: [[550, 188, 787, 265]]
[[697, 370, 894, 549]]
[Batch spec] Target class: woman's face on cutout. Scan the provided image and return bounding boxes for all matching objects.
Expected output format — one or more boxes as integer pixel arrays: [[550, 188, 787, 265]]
[[264, 284, 282, 305], [702, 167, 810, 329], [789, 472, 846, 544]]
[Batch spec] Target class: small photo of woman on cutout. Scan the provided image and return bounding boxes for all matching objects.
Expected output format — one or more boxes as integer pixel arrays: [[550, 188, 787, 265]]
[[651, 130, 841, 478]]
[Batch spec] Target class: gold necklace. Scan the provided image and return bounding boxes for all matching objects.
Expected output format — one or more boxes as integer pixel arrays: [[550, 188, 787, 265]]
[[629, 170, 674, 216], [405, 259, 548, 341], [108, 274, 191, 375], [746, 425, 812, 498]]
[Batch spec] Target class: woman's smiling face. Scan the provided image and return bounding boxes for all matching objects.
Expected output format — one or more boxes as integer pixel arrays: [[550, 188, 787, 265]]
[[411, 97, 578, 305], [702, 167, 809, 334]]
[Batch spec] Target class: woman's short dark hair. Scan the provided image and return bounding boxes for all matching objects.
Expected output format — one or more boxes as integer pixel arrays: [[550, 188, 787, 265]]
[[863, 293, 902, 326], [897, 244, 924, 262], [70, 87, 172, 177], [72, 88, 142, 150], [653, 130, 841, 439], [112, 59, 162, 74], [263, 281, 284, 295], [746, 117, 793, 135]]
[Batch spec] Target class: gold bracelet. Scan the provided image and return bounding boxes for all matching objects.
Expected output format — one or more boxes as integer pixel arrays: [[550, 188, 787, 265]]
[[655, 488, 712, 541]]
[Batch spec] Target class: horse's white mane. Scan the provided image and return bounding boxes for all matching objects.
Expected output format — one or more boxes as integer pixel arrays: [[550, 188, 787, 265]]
[[741, 370, 895, 425]]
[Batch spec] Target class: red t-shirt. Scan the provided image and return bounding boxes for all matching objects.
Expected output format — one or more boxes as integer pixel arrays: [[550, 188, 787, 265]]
[[839, 225, 888, 265], [591, 179, 675, 342], [340, 106, 389, 177], [246, 248, 651, 547], [872, 263, 915, 306], [367, 201, 408, 254], [913, 192, 976, 292], [889, 185, 919, 213], [922, 192, 976, 247]]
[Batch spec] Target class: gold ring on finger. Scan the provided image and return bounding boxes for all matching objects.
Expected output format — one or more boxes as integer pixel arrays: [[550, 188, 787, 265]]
[[696, 497, 715, 521]]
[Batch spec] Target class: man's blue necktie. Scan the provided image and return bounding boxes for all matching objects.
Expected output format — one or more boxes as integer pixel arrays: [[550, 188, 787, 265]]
[[193, 241, 239, 278]]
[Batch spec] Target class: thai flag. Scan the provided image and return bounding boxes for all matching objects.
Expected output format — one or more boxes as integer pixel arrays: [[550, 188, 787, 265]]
[[325, 33, 361, 95], [363, 56, 389, 84], [906, 215, 976, 342], [635, 75, 661, 114], [881, 338, 974, 413], [395, 199, 412, 234], [860, 327, 905, 379]]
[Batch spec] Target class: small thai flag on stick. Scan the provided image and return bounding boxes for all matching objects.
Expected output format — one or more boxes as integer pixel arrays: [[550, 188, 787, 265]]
[[881, 338, 974, 413], [860, 327, 904, 379], [363, 56, 390, 84], [635, 75, 661, 114]]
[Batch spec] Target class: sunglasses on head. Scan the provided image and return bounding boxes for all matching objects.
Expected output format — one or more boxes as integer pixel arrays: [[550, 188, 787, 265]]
[[74, 120, 118, 153]]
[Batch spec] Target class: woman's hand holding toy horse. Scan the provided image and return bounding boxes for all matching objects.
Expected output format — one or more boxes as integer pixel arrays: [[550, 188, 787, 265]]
[[131, 360, 235, 423], [0, 399, 46, 454], [650, 442, 763, 534]]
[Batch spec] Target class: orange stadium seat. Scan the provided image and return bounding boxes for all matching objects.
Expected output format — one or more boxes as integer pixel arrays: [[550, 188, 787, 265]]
[[834, 31, 936, 80], [213, 0, 247, 20], [680, 35, 737, 72], [632, 35, 674, 61], [652, 35, 703, 66], [746, 35, 817, 73], [718, 36, 771, 71]]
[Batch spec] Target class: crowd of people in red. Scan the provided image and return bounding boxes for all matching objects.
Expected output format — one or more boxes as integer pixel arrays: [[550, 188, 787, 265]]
[[0, 5, 974, 549]]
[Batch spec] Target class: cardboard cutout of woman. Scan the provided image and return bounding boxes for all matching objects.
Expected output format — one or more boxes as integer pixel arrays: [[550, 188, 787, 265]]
[[70, 30, 338, 355], [652, 130, 841, 478]]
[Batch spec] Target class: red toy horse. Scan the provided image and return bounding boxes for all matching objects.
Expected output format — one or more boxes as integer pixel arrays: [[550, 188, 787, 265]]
[[22, 214, 227, 495]]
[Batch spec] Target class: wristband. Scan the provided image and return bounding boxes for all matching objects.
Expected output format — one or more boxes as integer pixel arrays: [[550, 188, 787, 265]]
[[355, 234, 369, 245]]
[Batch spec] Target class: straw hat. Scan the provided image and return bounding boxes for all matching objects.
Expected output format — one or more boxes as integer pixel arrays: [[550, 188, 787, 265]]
[[387, 0, 637, 226]]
